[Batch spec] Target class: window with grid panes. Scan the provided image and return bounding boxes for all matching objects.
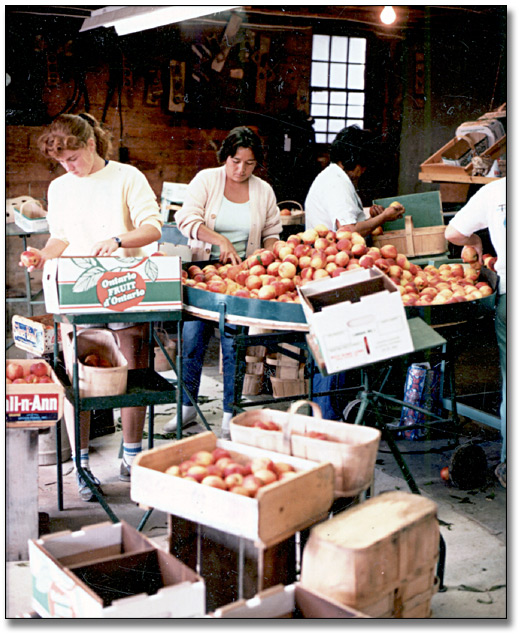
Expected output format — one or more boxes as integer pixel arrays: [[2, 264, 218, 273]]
[[310, 34, 367, 143]]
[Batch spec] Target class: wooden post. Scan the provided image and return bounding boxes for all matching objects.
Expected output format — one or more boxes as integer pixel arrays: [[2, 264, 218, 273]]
[[6, 428, 40, 560]]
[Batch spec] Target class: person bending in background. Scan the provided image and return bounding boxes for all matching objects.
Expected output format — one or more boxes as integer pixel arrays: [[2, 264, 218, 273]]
[[304, 125, 406, 420], [445, 177, 506, 487], [172, 126, 282, 439], [305, 125, 405, 236], [19, 112, 163, 501]]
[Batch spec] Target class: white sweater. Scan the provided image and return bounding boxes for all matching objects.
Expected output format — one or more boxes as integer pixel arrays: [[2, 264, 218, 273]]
[[47, 161, 163, 257], [175, 165, 282, 261]]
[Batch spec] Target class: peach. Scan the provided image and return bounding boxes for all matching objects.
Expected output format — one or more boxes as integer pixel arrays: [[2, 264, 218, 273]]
[[314, 224, 330, 237], [396, 254, 410, 270], [358, 254, 375, 269], [224, 473, 244, 488], [351, 243, 368, 257], [324, 245, 339, 257], [255, 469, 278, 486], [191, 450, 214, 466], [334, 250, 350, 267], [336, 238, 352, 252], [201, 475, 227, 489], [294, 244, 312, 258], [461, 246, 478, 263], [314, 237, 330, 251], [351, 232, 366, 245], [301, 229, 318, 244], [388, 265, 403, 278], [278, 246, 294, 260], [380, 244, 397, 259], [245, 275, 262, 290], [250, 457, 275, 474], [242, 475, 263, 496], [230, 486, 252, 497], [282, 253, 299, 267], [186, 464, 209, 482], [278, 261, 297, 279], [313, 269, 330, 280], [266, 261, 282, 276], [165, 465, 181, 477], [258, 285, 277, 300], [6, 362, 24, 381], [286, 234, 302, 247], [310, 251, 327, 269], [335, 229, 352, 241]]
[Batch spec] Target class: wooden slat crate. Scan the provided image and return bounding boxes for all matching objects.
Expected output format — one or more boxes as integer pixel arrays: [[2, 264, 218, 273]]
[[372, 216, 447, 257], [131, 432, 335, 547]]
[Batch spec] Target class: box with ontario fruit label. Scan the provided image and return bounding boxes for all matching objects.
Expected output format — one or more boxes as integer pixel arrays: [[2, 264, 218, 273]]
[[42, 255, 182, 314], [131, 431, 335, 546], [6, 358, 64, 427]]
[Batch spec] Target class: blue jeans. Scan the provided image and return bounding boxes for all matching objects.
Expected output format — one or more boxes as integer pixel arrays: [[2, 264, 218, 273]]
[[182, 320, 237, 413], [312, 370, 354, 421], [495, 294, 506, 463]]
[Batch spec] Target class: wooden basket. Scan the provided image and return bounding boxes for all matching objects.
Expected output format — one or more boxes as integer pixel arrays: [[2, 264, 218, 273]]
[[270, 377, 308, 398], [299, 491, 440, 617], [230, 401, 381, 497], [372, 216, 447, 257], [154, 329, 177, 372], [243, 373, 264, 396], [278, 200, 305, 226], [66, 328, 128, 398]]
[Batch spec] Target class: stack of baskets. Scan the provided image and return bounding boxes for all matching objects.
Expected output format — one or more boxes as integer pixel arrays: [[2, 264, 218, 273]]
[[242, 345, 267, 396], [265, 343, 308, 398]]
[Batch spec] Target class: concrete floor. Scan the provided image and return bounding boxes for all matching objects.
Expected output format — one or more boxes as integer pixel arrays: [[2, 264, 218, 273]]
[[6, 335, 506, 619]]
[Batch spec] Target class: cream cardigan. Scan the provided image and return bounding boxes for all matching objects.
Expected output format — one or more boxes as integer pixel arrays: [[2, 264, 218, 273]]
[[175, 166, 282, 261]]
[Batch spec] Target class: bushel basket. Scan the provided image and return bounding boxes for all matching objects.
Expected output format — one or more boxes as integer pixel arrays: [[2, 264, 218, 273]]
[[66, 328, 128, 397], [230, 400, 381, 498]]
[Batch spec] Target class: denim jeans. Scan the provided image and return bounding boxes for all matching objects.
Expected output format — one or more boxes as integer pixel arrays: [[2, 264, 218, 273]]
[[312, 370, 354, 421], [182, 320, 237, 413], [495, 294, 506, 463]]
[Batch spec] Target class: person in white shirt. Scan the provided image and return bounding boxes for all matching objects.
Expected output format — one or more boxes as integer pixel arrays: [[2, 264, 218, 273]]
[[445, 177, 507, 486], [305, 125, 404, 236], [305, 125, 405, 420], [19, 112, 163, 500]]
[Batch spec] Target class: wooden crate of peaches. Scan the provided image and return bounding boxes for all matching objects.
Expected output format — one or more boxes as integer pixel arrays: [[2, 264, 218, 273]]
[[181, 225, 496, 307], [230, 401, 381, 499], [131, 432, 334, 546]]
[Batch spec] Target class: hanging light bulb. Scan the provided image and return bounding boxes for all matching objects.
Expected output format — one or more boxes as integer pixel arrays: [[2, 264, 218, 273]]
[[380, 6, 396, 25]]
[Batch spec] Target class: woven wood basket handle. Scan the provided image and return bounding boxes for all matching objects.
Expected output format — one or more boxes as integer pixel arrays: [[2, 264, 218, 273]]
[[282, 399, 323, 451], [277, 200, 303, 211]]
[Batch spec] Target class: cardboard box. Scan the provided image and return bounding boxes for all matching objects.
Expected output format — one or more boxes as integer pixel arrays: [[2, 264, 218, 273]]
[[14, 206, 49, 233], [11, 314, 61, 356], [6, 358, 64, 428], [29, 521, 205, 618], [43, 255, 182, 314], [298, 267, 414, 374], [209, 583, 369, 618], [131, 432, 335, 547]]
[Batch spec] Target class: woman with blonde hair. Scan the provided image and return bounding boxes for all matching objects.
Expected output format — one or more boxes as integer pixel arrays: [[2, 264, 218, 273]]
[[20, 112, 163, 501]]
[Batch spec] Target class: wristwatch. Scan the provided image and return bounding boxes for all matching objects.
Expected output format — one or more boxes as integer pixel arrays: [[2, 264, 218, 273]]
[[112, 236, 122, 248]]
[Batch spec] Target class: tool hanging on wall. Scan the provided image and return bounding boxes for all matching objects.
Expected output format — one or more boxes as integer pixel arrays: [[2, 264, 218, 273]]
[[211, 13, 243, 73], [168, 60, 186, 112], [252, 35, 273, 105]]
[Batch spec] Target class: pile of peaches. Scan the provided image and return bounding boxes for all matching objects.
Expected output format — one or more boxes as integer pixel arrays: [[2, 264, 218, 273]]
[[182, 225, 496, 307], [164, 446, 298, 497], [6, 361, 54, 384], [250, 418, 336, 442]]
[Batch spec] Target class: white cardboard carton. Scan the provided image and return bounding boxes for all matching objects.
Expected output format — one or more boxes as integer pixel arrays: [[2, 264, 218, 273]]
[[29, 521, 205, 618], [298, 267, 414, 374], [209, 583, 369, 618], [43, 255, 182, 314]]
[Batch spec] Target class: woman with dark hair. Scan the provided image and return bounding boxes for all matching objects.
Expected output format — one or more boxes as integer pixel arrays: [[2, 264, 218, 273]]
[[305, 125, 404, 237], [170, 126, 282, 437], [19, 112, 163, 500]]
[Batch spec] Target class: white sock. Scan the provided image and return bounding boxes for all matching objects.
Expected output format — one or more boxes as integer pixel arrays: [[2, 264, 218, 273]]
[[73, 448, 90, 471], [123, 442, 142, 467], [222, 412, 233, 431]]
